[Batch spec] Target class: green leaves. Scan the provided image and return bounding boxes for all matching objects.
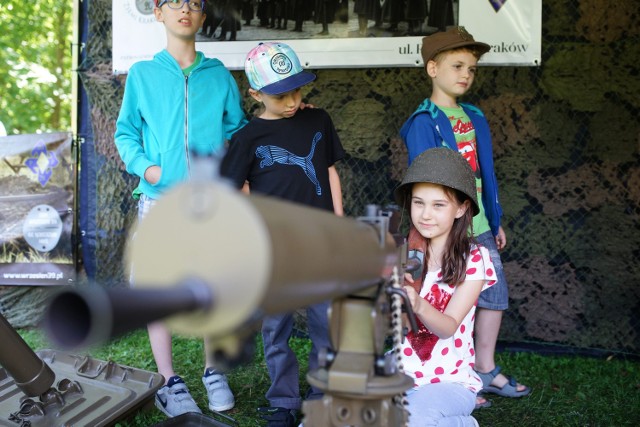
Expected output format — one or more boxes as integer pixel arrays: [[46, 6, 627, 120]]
[[0, 1, 72, 134]]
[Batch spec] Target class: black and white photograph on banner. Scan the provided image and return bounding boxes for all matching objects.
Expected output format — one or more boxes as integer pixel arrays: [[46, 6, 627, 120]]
[[196, 0, 456, 42], [113, 0, 540, 72]]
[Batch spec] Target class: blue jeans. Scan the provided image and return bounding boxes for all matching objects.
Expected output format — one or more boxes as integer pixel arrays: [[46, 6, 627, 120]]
[[475, 231, 509, 310], [407, 382, 477, 426], [262, 301, 330, 410]]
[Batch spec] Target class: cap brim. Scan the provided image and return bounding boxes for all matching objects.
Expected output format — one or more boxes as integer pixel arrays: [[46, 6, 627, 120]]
[[260, 71, 316, 95]]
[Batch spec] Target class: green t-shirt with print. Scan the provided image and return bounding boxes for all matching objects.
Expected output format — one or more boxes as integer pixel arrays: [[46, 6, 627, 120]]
[[439, 105, 491, 236]]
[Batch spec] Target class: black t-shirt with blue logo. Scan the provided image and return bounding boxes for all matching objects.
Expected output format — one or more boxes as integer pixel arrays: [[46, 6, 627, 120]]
[[221, 108, 345, 212]]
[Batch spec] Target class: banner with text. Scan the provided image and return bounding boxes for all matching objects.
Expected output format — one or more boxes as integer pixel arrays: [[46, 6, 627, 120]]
[[0, 133, 76, 286], [113, 0, 541, 73]]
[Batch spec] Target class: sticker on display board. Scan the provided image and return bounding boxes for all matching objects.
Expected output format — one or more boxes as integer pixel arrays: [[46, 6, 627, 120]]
[[22, 205, 63, 252]]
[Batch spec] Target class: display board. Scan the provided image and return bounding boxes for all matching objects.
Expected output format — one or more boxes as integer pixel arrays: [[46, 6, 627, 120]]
[[0, 133, 76, 285]]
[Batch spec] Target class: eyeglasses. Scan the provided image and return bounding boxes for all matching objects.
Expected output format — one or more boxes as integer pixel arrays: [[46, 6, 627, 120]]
[[157, 0, 205, 12]]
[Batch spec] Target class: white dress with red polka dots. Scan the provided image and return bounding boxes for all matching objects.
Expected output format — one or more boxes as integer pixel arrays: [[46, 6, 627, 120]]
[[401, 245, 495, 393]]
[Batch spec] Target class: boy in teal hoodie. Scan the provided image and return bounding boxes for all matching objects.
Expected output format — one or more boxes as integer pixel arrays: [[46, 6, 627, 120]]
[[114, 0, 247, 419]]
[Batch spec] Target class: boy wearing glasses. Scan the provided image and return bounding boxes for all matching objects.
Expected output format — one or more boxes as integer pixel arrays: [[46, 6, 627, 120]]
[[114, 0, 247, 418]]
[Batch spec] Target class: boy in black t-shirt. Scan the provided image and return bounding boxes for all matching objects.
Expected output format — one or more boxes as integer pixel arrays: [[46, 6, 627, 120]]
[[220, 42, 344, 427]]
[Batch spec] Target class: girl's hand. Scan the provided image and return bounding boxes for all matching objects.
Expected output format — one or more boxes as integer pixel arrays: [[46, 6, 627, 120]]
[[404, 272, 415, 284], [299, 102, 315, 109], [403, 286, 423, 313]]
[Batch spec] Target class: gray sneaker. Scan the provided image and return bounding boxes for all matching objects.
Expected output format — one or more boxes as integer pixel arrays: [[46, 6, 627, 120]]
[[202, 368, 235, 411], [155, 376, 201, 417]]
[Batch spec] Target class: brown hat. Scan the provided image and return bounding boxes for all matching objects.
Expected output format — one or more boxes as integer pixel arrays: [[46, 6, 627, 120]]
[[394, 147, 479, 216], [421, 26, 490, 64]]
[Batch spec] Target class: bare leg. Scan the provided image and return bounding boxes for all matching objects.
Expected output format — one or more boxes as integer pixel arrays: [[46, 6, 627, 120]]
[[474, 308, 527, 391], [204, 335, 215, 371], [148, 322, 175, 385]]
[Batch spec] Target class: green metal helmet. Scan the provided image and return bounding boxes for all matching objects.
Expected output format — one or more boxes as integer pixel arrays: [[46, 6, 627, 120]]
[[394, 147, 480, 216]]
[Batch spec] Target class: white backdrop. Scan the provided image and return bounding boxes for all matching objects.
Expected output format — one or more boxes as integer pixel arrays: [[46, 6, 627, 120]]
[[113, 0, 541, 74]]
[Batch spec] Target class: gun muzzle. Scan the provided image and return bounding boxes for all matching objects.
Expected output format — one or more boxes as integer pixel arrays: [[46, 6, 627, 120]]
[[44, 278, 213, 349]]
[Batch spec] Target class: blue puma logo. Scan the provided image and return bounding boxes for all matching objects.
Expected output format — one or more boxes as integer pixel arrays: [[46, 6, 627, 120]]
[[255, 132, 323, 195]]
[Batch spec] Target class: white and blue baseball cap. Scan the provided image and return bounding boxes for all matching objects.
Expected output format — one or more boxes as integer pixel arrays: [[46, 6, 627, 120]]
[[245, 42, 316, 95]]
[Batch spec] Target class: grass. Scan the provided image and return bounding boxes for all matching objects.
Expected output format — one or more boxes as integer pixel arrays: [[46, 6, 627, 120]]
[[0, 243, 73, 263], [16, 328, 640, 427]]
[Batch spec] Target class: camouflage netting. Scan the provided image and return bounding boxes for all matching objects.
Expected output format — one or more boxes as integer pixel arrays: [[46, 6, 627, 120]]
[[0, 286, 58, 328], [77, 0, 639, 353]]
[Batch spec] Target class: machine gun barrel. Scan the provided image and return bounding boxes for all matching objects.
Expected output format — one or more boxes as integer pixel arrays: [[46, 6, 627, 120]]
[[45, 279, 213, 349], [46, 181, 399, 349]]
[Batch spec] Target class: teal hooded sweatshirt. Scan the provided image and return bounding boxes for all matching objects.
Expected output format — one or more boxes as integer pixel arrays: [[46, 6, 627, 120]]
[[115, 49, 247, 200]]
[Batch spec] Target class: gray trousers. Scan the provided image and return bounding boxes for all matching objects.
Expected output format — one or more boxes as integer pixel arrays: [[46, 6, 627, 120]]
[[261, 301, 330, 410]]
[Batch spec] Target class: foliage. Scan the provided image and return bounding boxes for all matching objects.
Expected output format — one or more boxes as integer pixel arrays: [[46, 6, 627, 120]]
[[16, 328, 640, 427], [0, 1, 72, 135]]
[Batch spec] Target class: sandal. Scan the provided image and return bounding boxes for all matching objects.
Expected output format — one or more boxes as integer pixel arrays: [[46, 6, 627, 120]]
[[475, 365, 531, 398], [474, 396, 492, 410]]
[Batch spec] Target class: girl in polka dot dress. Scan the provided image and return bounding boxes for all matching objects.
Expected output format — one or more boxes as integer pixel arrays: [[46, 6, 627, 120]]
[[394, 147, 496, 426]]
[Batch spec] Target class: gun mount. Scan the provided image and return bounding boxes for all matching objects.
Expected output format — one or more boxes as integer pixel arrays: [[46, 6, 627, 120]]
[[45, 180, 418, 426], [0, 313, 56, 398], [0, 310, 164, 427]]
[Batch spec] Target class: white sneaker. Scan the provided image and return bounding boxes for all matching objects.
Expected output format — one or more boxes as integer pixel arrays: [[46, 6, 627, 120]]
[[155, 376, 201, 417], [202, 368, 235, 411]]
